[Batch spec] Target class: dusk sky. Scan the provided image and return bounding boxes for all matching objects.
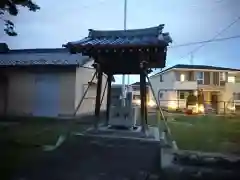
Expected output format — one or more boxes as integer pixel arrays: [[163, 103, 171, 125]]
[[1, 0, 240, 84]]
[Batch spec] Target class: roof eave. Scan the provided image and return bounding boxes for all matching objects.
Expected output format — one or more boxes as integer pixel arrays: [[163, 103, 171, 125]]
[[150, 67, 240, 78], [174, 67, 240, 72], [0, 64, 79, 68]]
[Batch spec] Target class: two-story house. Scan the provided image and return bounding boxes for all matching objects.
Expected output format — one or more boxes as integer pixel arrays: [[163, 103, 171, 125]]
[[149, 64, 240, 113]]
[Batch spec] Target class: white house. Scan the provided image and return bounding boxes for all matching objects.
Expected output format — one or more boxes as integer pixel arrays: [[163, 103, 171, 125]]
[[149, 64, 240, 113]]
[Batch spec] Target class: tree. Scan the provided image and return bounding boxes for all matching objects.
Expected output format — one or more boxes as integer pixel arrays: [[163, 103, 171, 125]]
[[0, 0, 40, 36], [186, 91, 197, 107]]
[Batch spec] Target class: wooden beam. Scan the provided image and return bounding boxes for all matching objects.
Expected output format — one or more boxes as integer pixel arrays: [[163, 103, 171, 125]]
[[140, 72, 146, 133], [95, 69, 103, 118], [144, 77, 148, 124], [106, 74, 112, 125]]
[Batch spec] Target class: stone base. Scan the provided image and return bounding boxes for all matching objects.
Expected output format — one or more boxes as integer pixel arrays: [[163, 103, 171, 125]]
[[82, 125, 160, 141], [70, 131, 163, 178], [108, 106, 139, 128]]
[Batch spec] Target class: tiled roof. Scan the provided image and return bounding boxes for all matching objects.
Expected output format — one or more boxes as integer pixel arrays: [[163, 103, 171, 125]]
[[150, 64, 240, 77], [64, 25, 172, 49], [7, 48, 68, 54], [0, 48, 89, 66]]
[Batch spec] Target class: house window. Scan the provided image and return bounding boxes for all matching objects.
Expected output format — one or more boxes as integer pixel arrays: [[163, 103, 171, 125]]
[[178, 90, 192, 99], [159, 92, 163, 99], [160, 75, 163, 82], [220, 72, 226, 81], [179, 92, 185, 99], [233, 92, 240, 100], [132, 86, 140, 91], [133, 95, 141, 100], [180, 74, 185, 82], [228, 76, 235, 83], [196, 72, 204, 84]]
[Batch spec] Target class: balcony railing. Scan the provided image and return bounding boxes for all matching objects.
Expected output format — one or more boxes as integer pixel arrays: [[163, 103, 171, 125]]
[[173, 81, 197, 90]]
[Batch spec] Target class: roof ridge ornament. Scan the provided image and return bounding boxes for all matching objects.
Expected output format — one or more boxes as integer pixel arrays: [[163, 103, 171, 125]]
[[157, 24, 165, 34], [88, 29, 93, 37]]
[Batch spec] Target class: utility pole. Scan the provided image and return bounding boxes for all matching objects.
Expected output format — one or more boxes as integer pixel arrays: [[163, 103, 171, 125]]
[[190, 52, 194, 65], [122, 0, 127, 105], [126, 0, 130, 88]]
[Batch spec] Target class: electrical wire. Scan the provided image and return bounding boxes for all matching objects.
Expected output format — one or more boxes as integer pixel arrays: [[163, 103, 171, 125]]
[[178, 15, 240, 60], [168, 34, 240, 49]]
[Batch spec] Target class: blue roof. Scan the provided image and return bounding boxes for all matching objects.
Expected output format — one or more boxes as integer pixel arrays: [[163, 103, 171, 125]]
[[64, 25, 172, 49]]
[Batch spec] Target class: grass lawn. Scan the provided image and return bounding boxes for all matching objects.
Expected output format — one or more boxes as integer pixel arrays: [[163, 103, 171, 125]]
[[0, 118, 91, 180], [163, 114, 240, 154]]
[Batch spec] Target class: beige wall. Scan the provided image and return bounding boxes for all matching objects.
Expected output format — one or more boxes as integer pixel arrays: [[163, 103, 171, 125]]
[[3, 69, 76, 116], [75, 64, 107, 115], [7, 71, 35, 115], [58, 71, 76, 116], [173, 70, 197, 90]]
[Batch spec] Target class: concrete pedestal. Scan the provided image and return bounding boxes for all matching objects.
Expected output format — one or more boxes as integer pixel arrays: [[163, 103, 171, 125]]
[[70, 125, 168, 178], [83, 124, 160, 141], [108, 106, 139, 128]]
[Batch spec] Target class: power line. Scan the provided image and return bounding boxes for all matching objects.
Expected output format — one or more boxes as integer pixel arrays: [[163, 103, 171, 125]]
[[178, 15, 240, 60], [168, 34, 240, 49]]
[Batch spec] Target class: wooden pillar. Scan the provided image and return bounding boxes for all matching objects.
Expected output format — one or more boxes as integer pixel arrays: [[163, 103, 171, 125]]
[[144, 79, 148, 124], [95, 70, 103, 117], [140, 72, 146, 132], [106, 74, 112, 125]]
